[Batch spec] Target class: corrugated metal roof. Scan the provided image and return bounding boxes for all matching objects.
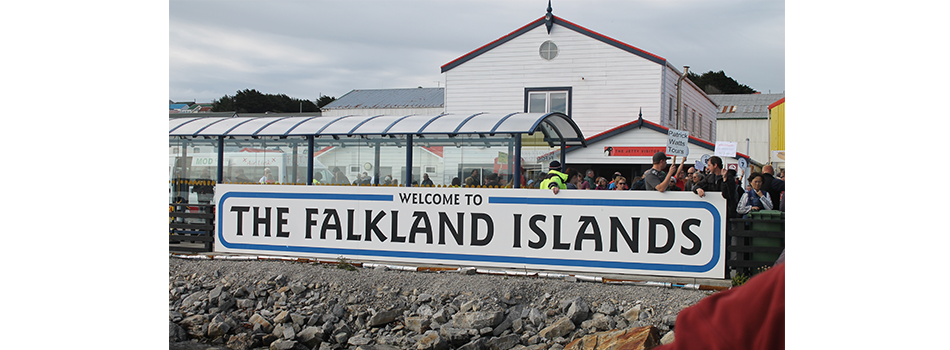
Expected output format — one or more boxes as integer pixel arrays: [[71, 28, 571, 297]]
[[323, 88, 444, 110], [707, 93, 784, 119]]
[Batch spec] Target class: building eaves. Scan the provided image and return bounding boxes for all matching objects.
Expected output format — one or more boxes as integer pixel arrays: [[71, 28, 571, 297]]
[[441, 15, 665, 73], [323, 88, 445, 110]]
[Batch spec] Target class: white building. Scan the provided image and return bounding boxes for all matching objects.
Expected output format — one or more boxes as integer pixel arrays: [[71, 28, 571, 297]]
[[708, 93, 784, 165]]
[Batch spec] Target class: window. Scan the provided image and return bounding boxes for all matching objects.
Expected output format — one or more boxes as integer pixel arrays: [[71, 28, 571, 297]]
[[539, 41, 559, 60], [525, 87, 572, 116], [698, 113, 703, 139], [669, 96, 674, 125], [683, 104, 688, 130], [691, 110, 697, 135]]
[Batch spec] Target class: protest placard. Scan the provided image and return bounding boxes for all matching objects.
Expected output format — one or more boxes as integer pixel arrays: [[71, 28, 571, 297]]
[[666, 129, 689, 157], [714, 141, 737, 157]]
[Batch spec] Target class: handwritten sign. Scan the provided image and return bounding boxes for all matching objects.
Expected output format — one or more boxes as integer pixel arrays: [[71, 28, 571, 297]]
[[666, 129, 690, 157], [714, 141, 737, 157]]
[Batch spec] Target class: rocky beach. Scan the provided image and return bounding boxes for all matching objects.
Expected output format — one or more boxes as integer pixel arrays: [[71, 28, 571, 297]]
[[169, 256, 719, 350]]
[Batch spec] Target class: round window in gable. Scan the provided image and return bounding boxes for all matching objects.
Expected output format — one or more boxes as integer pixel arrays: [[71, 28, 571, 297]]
[[539, 41, 558, 60]]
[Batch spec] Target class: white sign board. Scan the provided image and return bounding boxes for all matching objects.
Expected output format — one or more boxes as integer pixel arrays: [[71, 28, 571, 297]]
[[714, 142, 738, 157], [214, 184, 727, 278], [694, 160, 705, 171], [666, 129, 690, 157]]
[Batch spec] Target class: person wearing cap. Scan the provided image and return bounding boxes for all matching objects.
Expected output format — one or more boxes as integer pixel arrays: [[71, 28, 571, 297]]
[[644, 152, 681, 192], [539, 161, 568, 194]]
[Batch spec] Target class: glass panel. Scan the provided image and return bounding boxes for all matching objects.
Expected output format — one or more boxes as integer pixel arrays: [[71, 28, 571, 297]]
[[528, 93, 547, 113], [169, 138, 219, 205], [550, 92, 567, 114], [315, 136, 405, 187]]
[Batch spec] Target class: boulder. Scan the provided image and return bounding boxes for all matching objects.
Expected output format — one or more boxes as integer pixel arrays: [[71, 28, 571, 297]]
[[368, 308, 406, 327], [660, 330, 675, 345], [439, 327, 471, 346], [296, 326, 325, 348], [274, 310, 291, 324], [621, 306, 640, 323], [405, 316, 431, 333], [416, 330, 449, 350], [269, 339, 296, 350], [169, 321, 188, 342], [226, 333, 257, 350], [538, 317, 574, 340], [454, 311, 505, 329], [249, 313, 274, 333], [563, 326, 661, 350], [487, 334, 520, 350], [566, 299, 590, 325]]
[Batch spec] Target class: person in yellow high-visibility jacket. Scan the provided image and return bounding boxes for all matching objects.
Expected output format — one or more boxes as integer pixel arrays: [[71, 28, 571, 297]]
[[539, 161, 568, 195]]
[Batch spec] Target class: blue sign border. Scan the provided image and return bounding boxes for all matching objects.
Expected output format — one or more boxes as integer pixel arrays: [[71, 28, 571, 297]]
[[217, 191, 722, 274]]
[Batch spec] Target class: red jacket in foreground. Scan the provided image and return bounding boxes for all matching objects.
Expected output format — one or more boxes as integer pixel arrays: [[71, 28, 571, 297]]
[[655, 263, 785, 350]]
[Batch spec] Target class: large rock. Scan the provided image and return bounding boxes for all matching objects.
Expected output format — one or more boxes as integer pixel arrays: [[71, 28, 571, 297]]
[[621, 306, 641, 323], [566, 298, 590, 325], [416, 330, 449, 350], [249, 313, 274, 333], [457, 337, 488, 350], [270, 339, 296, 350], [180, 291, 208, 310], [487, 334, 520, 350], [274, 310, 292, 324], [538, 317, 575, 340], [368, 308, 406, 327], [563, 326, 661, 350], [405, 316, 431, 333], [169, 321, 188, 342], [296, 326, 325, 348], [439, 327, 471, 346], [208, 318, 231, 338], [226, 333, 257, 350], [180, 315, 209, 338], [454, 311, 505, 329], [526, 308, 545, 327], [660, 330, 675, 345]]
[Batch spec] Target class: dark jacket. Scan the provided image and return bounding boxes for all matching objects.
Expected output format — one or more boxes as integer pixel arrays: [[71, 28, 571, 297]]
[[693, 171, 739, 219], [760, 173, 784, 210]]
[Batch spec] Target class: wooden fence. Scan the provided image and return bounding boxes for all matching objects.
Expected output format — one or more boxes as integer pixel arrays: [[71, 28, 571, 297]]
[[169, 203, 215, 252]]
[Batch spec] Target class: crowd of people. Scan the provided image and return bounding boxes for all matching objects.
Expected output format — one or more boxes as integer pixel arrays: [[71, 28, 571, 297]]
[[537, 151, 785, 219]]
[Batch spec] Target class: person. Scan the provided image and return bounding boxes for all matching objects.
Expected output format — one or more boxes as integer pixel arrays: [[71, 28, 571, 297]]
[[644, 152, 679, 192], [331, 167, 349, 185], [360, 172, 372, 185], [761, 165, 785, 210], [383, 175, 393, 185], [311, 172, 323, 185], [484, 173, 500, 187], [451, 177, 461, 187], [582, 169, 596, 190], [594, 176, 609, 190], [564, 168, 581, 189], [653, 262, 785, 350], [631, 175, 645, 190], [607, 172, 623, 190], [259, 168, 273, 184], [693, 156, 739, 219], [737, 172, 773, 216], [192, 169, 214, 204], [689, 172, 704, 192], [670, 169, 687, 191], [464, 169, 480, 187], [539, 161, 568, 194], [613, 176, 629, 191], [234, 169, 252, 184], [421, 173, 434, 186]]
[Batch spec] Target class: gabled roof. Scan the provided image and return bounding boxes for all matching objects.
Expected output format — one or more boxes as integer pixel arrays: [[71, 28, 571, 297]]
[[170, 103, 190, 110], [441, 15, 666, 73], [708, 93, 784, 119], [768, 97, 785, 110], [323, 88, 444, 110], [562, 116, 752, 162]]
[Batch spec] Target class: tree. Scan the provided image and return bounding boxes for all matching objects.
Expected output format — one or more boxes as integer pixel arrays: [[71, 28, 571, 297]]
[[686, 70, 756, 94], [211, 89, 322, 113], [316, 95, 336, 109]]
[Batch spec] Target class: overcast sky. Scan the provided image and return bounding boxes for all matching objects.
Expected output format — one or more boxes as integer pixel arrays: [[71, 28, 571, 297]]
[[169, 0, 784, 103]]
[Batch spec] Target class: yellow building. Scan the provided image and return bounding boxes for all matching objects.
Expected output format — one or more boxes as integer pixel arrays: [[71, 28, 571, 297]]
[[769, 97, 785, 166]]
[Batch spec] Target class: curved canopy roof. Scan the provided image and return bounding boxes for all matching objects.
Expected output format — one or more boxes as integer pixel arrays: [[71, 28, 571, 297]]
[[169, 112, 587, 146]]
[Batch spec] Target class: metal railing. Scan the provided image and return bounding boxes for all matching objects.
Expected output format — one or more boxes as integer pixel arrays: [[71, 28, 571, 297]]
[[169, 203, 215, 252]]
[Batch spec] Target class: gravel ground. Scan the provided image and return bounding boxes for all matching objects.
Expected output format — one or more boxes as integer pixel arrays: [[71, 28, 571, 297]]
[[169, 257, 716, 350]]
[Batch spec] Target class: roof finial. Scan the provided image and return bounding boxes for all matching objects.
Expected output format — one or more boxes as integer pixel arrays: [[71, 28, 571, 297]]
[[545, 0, 554, 34]]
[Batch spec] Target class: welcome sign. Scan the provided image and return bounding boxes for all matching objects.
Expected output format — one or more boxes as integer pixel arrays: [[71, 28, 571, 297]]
[[214, 184, 726, 278]]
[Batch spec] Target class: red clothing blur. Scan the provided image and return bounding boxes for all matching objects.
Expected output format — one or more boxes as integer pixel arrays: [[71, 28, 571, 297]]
[[655, 263, 785, 350]]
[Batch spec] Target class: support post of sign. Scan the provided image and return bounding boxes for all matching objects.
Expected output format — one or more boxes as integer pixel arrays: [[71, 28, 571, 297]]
[[514, 134, 522, 188], [307, 135, 314, 185], [216, 136, 224, 183], [405, 135, 413, 187], [374, 140, 381, 185], [559, 139, 566, 172]]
